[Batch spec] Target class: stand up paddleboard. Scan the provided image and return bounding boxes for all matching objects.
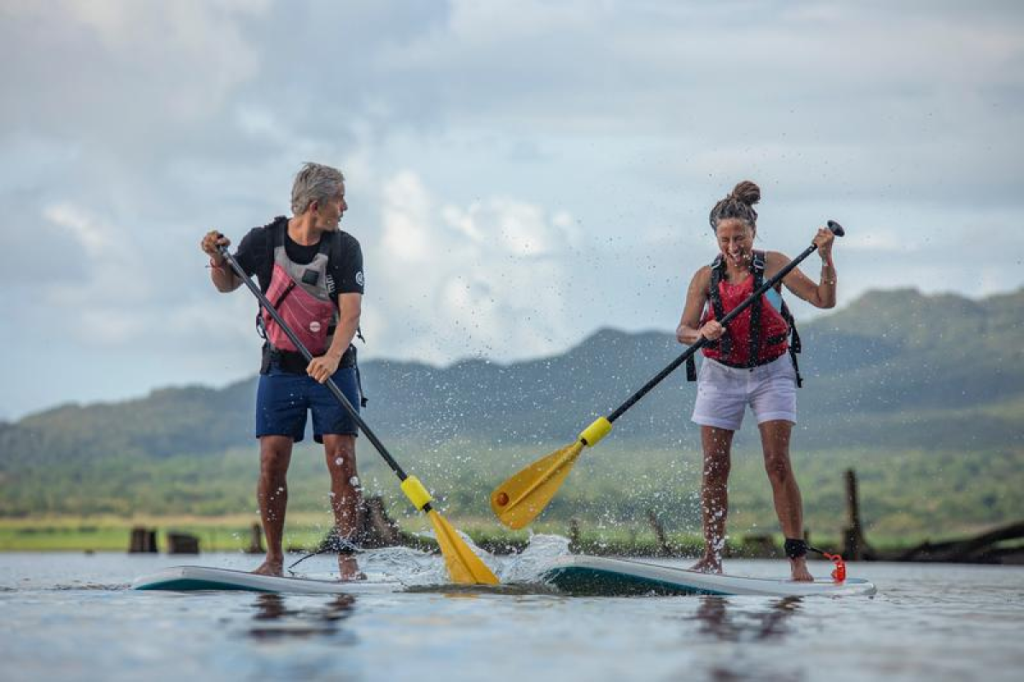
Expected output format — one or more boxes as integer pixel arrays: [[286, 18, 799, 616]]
[[541, 556, 876, 597], [132, 566, 394, 595]]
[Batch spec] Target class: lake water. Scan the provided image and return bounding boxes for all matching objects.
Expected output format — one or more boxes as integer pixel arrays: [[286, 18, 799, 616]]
[[1, 545, 1022, 682]]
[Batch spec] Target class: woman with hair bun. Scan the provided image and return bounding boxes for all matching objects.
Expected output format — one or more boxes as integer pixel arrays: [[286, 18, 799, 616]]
[[675, 180, 838, 581]]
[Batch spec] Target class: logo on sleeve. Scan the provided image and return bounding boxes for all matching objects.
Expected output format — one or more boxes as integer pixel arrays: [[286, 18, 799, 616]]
[[355, 271, 364, 287]]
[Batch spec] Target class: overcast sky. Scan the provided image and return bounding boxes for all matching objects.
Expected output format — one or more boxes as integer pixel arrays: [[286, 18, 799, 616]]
[[1, 0, 1022, 420]]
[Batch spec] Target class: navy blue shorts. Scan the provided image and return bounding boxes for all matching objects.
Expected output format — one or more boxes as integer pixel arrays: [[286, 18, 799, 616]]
[[256, 361, 361, 443]]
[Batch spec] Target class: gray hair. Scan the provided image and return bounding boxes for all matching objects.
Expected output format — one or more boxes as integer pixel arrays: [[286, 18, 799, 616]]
[[291, 162, 345, 215]]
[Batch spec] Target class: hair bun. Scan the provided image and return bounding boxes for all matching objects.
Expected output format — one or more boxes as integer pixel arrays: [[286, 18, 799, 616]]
[[730, 180, 761, 206]]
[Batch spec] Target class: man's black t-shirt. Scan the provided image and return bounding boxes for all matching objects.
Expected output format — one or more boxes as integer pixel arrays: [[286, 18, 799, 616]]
[[233, 216, 365, 301]]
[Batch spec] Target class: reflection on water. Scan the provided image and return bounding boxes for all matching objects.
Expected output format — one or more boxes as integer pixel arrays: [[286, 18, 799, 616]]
[[691, 596, 802, 643], [4, 555, 1023, 682], [248, 593, 357, 641]]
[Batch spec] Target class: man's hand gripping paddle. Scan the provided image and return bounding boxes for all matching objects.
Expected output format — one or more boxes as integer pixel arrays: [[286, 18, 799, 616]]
[[490, 221, 845, 530], [219, 246, 498, 585]]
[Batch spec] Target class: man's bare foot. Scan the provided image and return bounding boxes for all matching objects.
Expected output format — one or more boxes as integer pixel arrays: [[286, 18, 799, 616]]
[[690, 556, 723, 574], [252, 558, 284, 577], [790, 557, 814, 582], [338, 556, 366, 582]]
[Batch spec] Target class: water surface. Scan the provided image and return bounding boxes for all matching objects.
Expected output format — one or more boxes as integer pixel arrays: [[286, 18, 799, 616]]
[[1, 550, 1021, 681]]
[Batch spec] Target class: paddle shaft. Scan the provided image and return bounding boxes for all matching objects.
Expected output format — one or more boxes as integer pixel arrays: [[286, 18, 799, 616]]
[[218, 247, 424, 502], [606, 221, 843, 424]]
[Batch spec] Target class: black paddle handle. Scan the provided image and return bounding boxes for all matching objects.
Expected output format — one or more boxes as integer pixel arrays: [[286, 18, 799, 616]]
[[606, 220, 844, 423], [217, 246, 413, 484]]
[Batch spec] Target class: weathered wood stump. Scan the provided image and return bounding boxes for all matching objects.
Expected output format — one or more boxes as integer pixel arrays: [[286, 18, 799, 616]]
[[246, 523, 264, 554], [646, 509, 672, 556], [895, 521, 1024, 563], [568, 517, 581, 552], [842, 469, 876, 560], [167, 532, 200, 554], [741, 533, 780, 558], [310, 495, 433, 554], [357, 496, 401, 548], [129, 527, 157, 553]]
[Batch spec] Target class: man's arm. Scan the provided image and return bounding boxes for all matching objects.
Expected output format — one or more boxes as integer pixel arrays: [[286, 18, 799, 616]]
[[200, 230, 243, 292], [307, 292, 362, 384]]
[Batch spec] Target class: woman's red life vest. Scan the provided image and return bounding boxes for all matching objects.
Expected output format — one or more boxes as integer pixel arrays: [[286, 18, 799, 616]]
[[688, 250, 804, 386]]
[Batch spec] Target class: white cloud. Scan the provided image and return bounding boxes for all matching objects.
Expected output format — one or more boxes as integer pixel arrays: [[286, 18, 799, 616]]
[[365, 171, 579, 363], [379, 172, 436, 262], [2, 0, 1023, 419]]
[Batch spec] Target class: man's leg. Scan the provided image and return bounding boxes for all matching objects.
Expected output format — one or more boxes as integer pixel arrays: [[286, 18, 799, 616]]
[[758, 420, 812, 581], [323, 433, 364, 580], [692, 425, 733, 574], [254, 435, 293, 576]]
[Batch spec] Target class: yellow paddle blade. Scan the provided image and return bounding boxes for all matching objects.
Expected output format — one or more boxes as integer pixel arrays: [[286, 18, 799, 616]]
[[426, 509, 500, 585], [490, 440, 584, 530]]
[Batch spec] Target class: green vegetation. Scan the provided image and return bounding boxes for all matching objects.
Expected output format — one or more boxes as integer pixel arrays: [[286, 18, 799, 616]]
[[1, 288, 1022, 550], [1, 439, 1019, 550]]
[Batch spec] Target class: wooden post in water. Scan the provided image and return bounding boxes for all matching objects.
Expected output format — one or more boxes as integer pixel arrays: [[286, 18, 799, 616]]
[[568, 517, 581, 552], [646, 509, 672, 556], [129, 527, 157, 553], [358, 496, 401, 548], [246, 523, 264, 554], [167, 532, 200, 554], [843, 469, 864, 560]]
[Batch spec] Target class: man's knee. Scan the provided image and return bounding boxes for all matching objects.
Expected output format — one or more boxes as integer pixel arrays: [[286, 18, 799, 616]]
[[260, 437, 292, 475], [324, 436, 356, 469]]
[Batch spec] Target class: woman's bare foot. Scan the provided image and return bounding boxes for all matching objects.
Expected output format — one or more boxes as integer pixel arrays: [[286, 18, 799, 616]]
[[252, 558, 284, 577], [338, 556, 366, 581], [790, 557, 813, 582], [690, 555, 723, 574]]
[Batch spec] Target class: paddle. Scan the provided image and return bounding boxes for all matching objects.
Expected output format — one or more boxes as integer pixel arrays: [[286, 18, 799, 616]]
[[218, 245, 499, 585], [490, 221, 846, 529]]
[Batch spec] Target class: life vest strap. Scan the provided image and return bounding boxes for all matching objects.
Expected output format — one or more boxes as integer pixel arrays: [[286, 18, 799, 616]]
[[689, 250, 804, 386]]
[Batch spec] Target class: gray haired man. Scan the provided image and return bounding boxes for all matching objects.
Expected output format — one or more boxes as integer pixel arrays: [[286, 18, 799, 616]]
[[200, 162, 366, 580]]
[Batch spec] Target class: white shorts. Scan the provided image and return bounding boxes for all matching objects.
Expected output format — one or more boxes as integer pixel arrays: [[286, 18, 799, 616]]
[[691, 354, 798, 431]]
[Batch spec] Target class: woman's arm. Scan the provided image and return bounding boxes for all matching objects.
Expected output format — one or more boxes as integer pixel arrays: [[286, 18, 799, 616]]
[[769, 228, 837, 309], [676, 266, 715, 344]]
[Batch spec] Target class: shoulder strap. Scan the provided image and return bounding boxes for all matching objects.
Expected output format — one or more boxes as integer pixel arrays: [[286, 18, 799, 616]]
[[688, 259, 724, 381], [326, 231, 367, 345], [779, 297, 803, 387], [317, 233, 333, 257], [708, 256, 729, 356], [256, 218, 288, 293], [747, 251, 766, 368]]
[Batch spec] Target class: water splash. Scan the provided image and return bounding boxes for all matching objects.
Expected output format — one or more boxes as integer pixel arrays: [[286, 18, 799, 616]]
[[499, 533, 571, 583]]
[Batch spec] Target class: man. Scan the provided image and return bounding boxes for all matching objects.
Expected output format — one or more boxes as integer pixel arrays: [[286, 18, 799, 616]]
[[200, 162, 365, 579]]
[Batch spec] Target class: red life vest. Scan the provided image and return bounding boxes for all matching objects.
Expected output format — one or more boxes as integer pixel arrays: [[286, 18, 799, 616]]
[[260, 226, 338, 357], [689, 250, 804, 385]]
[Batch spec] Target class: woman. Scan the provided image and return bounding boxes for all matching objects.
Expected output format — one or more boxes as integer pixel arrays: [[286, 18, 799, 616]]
[[675, 180, 837, 581]]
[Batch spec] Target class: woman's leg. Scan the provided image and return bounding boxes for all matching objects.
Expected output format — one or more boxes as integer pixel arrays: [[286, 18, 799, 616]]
[[692, 425, 734, 573], [758, 420, 812, 581]]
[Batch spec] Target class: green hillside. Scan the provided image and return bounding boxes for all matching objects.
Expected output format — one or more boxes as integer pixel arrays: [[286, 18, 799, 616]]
[[1, 287, 1021, 538]]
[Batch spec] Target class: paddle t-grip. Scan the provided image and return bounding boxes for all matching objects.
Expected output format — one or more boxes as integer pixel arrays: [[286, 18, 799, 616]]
[[826, 220, 845, 237]]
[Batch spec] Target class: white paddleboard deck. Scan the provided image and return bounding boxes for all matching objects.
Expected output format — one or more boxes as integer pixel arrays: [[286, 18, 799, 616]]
[[541, 556, 876, 597], [132, 566, 397, 595]]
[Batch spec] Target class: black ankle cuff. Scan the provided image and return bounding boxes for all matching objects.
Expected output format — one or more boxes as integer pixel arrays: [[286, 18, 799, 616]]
[[784, 538, 808, 559]]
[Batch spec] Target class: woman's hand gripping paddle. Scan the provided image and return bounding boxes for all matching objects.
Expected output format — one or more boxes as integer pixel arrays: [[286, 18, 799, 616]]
[[219, 246, 499, 585], [490, 221, 845, 530]]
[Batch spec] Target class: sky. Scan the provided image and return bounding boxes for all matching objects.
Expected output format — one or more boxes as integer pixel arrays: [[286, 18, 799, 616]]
[[1, 0, 1022, 420]]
